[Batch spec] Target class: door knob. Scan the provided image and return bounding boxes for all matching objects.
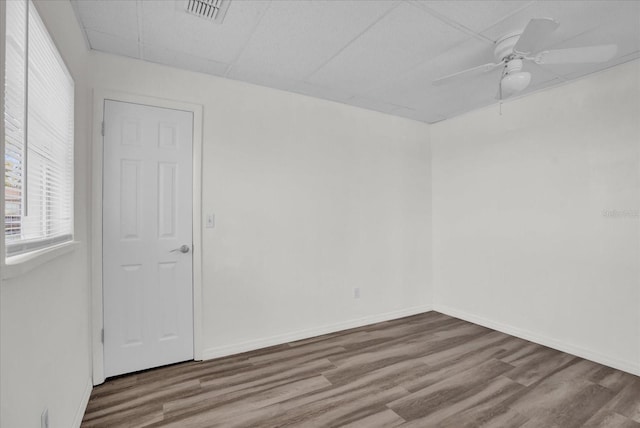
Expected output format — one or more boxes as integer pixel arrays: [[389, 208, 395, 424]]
[[170, 244, 190, 254]]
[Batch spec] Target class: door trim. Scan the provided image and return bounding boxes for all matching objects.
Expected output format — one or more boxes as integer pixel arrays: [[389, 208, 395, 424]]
[[91, 89, 204, 385]]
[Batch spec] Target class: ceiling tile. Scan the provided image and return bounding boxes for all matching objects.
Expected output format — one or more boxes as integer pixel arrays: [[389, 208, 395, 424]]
[[307, 2, 471, 94], [226, 67, 302, 94], [412, 0, 532, 33], [544, 53, 640, 83], [425, 71, 499, 117], [392, 107, 445, 124], [346, 96, 406, 114], [229, 0, 397, 81], [373, 38, 494, 108], [71, 0, 138, 41], [140, 0, 271, 64], [143, 44, 229, 76], [85, 30, 140, 59], [140, 44, 175, 67], [173, 52, 229, 76], [291, 82, 354, 103]]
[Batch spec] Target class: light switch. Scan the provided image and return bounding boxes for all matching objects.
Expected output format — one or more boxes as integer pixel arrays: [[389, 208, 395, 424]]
[[206, 214, 215, 228]]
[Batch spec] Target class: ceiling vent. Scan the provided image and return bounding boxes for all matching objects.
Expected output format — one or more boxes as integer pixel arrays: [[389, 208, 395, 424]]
[[185, 0, 231, 23]]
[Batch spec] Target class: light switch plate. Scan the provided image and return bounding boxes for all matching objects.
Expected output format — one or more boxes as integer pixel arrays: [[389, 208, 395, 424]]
[[206, 214, 215, 228]]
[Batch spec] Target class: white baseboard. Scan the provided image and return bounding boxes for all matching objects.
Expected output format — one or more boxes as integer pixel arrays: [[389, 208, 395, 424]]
[[72, 377, 93, 428], [202, 302, 639, 376], [433, 304, 640, 377], [202, 305, 433, 360]]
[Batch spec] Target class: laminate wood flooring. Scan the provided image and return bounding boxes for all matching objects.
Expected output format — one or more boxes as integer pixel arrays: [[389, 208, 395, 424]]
[[82, 312, 640, 427]]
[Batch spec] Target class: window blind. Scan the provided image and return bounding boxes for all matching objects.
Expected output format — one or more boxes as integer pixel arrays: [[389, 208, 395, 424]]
[[4, 0, 26, 241], [4, 0, 74, 257]]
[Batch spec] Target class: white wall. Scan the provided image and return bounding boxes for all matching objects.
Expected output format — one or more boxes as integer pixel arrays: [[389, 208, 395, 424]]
[[0, 1, 93, 427], [431, 60, 640, 375], [88, 52, 433, 359], [6, 5, 636, 428]]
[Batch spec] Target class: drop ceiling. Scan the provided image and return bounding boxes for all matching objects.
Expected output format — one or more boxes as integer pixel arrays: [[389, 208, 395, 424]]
[[71, 0, 640, 123]]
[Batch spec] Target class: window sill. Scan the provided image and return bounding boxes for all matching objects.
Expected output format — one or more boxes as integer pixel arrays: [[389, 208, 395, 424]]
[[2, 241, 80, 280]]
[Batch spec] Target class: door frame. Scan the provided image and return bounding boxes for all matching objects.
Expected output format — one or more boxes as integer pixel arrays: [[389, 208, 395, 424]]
[[91, 89, 204, 385]]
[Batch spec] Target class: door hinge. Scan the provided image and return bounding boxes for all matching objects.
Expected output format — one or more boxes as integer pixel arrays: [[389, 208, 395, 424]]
[[101, 121, 105, 136], [101, 328, 104, 344]]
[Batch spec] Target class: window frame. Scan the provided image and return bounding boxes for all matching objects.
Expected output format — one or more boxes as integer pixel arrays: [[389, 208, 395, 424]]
[[2, 0, 77, 278]]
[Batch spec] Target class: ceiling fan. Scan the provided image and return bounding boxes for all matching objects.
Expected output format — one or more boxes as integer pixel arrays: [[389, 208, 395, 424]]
[[433, 18, 618, 99]]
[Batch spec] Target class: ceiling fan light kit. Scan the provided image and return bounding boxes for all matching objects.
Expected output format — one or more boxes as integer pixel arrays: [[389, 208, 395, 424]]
[[500, 58, 531, 97], [432, 17, 619, 101], [501, 71, 532, 96]]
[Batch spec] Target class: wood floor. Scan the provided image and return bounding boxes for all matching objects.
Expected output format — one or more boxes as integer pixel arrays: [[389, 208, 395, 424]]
[[82, 312, 640, 428]]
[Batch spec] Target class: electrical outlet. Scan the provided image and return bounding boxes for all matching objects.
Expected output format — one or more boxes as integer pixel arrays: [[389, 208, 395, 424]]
[[206, 213, 215, 228], [354, 287, 360, 299], [41, 408, 49, 428]]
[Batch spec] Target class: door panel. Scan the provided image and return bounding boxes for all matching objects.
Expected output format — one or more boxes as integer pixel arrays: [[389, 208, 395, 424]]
[[158, 162, 177, 238], [120, 160, 141, 239], [103, 100, 194, 378]]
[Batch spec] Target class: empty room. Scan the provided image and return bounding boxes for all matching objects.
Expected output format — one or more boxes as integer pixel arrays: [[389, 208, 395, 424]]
[[0, 0, 639, 427]]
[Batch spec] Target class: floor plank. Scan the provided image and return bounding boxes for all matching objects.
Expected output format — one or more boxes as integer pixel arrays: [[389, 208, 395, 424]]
[[82, 312, 640, 427]]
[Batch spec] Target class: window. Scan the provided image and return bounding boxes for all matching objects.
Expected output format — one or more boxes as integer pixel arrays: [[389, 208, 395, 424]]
[[4, 0, 74, 257]]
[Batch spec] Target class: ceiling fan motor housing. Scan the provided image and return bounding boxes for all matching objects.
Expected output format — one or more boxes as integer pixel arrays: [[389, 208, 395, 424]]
[[494, 32, 522, 61], [505, 58, 524, 73]]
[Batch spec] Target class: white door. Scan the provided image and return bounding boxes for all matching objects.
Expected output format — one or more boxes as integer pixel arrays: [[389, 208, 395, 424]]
[[103, 100, 194, 378]]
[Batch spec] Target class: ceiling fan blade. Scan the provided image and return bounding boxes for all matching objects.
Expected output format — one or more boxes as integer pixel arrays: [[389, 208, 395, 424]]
[[535, 44, 618, 64], [432, 61, 504, 86], [513, 18, 559, 55]]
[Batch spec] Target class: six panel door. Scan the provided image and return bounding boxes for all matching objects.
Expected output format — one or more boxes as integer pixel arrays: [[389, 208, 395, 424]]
[[102, 100, 194, 378]]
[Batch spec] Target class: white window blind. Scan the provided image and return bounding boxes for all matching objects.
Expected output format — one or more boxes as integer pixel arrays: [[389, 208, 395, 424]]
[[4, 0, 74, 257]]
